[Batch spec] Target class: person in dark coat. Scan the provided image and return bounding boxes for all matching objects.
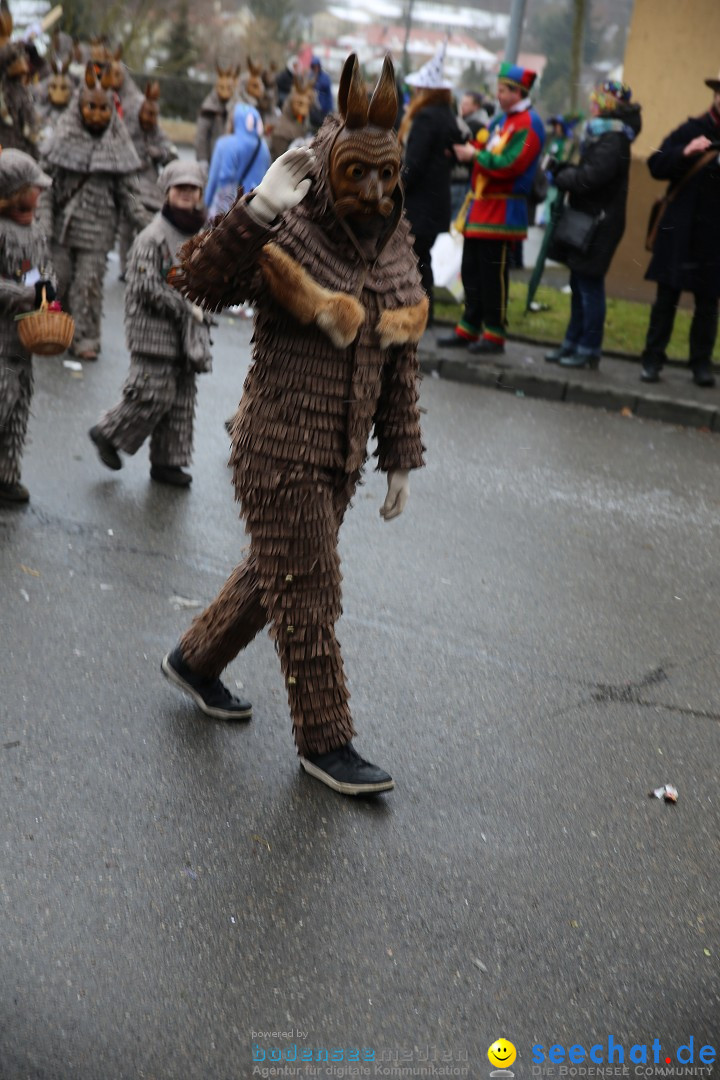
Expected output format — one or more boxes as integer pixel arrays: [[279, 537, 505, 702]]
[[400, 43, 464, 327], [640, 75, 720, 388], [545, 80, 642, 370]]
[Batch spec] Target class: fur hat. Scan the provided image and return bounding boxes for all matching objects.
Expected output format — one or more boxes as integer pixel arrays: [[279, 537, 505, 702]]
[[497, 61, 537, 93], [158, 159, 208, 194], [0, 147, 51, 200], [406, 41, 453, 90]]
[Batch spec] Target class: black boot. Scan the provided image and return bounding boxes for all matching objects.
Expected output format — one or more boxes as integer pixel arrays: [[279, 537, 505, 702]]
[[300, 741, 394, 795], [89, 426, 122, 471], [151, 464, 192, 486], [691, 364, 716, 388], [161, 646, 252, 720], [0, 480, 30, 505]]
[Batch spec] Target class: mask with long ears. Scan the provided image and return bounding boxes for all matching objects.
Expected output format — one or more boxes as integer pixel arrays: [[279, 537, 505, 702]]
[[329, 54, 401, 230], [215, 63, 239, 103], [79, 60, 113, 135], [139, 80, 160, 131], [287, 72, 315, 125], [245, 57, 264, 104], [47, 54, 72, 107], [1, 4, 30, 82], [103, 44, 125, 92]]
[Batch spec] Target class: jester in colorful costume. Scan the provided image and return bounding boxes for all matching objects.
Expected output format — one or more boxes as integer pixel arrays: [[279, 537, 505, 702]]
[[439, 61, 544, 355]]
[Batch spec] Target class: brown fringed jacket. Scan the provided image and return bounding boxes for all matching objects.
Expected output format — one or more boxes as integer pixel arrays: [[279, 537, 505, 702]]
[[174, 115, 427, 497]]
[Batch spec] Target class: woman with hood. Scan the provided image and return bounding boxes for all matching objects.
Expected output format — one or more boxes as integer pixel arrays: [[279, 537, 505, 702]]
[[545, 81, 642, 370], [204, 102, 270, 219]]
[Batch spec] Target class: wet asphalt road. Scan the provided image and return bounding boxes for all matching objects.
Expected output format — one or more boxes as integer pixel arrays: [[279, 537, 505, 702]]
[[1, 265, 720, 1079]]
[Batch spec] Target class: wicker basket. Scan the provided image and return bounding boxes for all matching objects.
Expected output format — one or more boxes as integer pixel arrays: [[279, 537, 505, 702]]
[[16, 288, 75, 356]]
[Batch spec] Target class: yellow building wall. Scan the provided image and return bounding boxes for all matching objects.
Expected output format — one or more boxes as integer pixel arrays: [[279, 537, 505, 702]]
[[606, 0, 720, 301]]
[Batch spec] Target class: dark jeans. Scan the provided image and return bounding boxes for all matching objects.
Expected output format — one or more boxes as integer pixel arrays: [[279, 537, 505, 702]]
[[563, 271, 606, 355], [459, 238, 509, 341], [412, 231, 438, 327], [642, 282, 719, 370]]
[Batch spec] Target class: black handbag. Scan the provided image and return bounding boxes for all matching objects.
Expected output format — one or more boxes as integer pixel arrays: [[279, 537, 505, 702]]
[[553, 205, 604, 254]]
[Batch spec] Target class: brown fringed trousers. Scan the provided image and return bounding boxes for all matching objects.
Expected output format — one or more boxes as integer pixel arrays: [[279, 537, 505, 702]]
[[180, 469, 359, 756]]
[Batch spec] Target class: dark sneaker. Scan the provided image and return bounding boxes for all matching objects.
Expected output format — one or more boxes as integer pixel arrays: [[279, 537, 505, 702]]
[[559, 352, 600, 370], [151, 465, 192, 486], [640, 363, 661, 383], [161, 646, 252, 720], [0, 480, 30, 505], [692, 365, 716, 388], [300, 741, 394, 795], [89, 426, 122, 471], [545, 345, 574, 363], [468, 338, 505, 356], [436, 334, 474, 348]]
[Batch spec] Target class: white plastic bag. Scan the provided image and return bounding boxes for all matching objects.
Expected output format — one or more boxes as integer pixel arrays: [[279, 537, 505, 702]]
[[431, 232, 464, 304]]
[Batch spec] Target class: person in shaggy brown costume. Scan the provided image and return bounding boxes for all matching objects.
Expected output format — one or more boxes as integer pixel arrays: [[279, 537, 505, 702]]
[[162, 54, 428, 796]]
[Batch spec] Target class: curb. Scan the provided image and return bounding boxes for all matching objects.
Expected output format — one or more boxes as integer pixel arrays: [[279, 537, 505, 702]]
[[418, 351, 720, 433]]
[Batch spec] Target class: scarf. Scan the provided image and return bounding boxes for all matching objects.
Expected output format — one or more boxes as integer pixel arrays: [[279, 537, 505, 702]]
[[162, 203, 206, 235]]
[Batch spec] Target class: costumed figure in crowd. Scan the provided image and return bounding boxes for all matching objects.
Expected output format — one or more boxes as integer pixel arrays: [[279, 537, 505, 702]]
[[89, 160, 212, 487], [269, 71, 316, 160], [97, 43, 143, 119], [400, 41, 464, 328], [440, 62, 544, 354], [118, 80, 179, 279], [0, 147, 56, 505], [640, 71, 720, 389], [0, 1, 39, 158], [238, 57, 276, 128], [205, 102, 270, 218], [35, 51, 74, 155], [195, 63, 240, 165], [161, 54, 428, 796], [544, 81, 641, 371], [41, 61, 149, 359]]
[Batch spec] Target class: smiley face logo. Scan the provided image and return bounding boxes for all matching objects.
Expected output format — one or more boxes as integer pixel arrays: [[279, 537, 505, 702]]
[[488, 1039, 517, 1069]]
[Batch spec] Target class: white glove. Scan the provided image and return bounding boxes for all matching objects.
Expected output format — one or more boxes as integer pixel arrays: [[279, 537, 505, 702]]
[[379, 470, 410, 522], [250, 146, 315, 223], [189, 302, 205, 323]]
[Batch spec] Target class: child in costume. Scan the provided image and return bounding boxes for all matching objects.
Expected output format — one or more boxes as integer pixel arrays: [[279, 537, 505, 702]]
[[118, 81, 178, 279], [89, 160, 212, 487], [40, 61, 149, 359], [162, 55, 428, 796], [0, 148, 56, 506]]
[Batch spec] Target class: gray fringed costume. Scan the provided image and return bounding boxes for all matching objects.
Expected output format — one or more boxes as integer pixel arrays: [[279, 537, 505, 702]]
[[94, 208, 212, 468], [195, 89, 232, 164], [0, 44, 39, 158], [0, 198, 55, 490], [41, 96, 148, 356], [172, 113, 428, 756], [118, 98, 178, 275]]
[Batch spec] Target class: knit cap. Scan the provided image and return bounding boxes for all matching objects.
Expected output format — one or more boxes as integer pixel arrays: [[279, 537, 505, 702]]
[[158, 159, 208, 194], [0, 147, 52, 199]]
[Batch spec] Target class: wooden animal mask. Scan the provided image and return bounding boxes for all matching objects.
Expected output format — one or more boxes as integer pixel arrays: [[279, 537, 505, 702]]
[[48, 55, 72, 107], [288, 73, 315, 123], [329, 54, 401, 227], [80, 61, 113, 134], [245, 58, 264, 104], [215, 63, 240, 102], [139, 81, 160, 131]]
